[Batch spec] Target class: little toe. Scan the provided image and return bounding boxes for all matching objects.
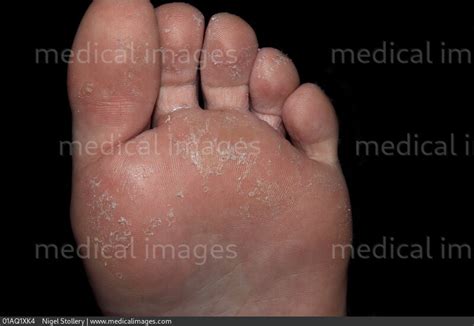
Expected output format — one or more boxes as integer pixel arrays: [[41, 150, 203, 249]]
[[282, 84, 339, 165]]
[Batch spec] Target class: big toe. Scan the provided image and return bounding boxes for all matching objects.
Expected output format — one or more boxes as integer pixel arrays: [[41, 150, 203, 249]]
[[68, 0, 160, 165]]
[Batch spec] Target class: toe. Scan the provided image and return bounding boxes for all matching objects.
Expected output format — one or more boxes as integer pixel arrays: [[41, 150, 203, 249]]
[[68, 0, 160, 162], [201, 13, 258, 111], [153, 3, 204, 125], [250, 48, 300, 133], [282, 84, 339, 165]]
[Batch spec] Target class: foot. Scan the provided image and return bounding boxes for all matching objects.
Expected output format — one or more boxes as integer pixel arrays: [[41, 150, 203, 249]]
[[68, 0, 351, 316]]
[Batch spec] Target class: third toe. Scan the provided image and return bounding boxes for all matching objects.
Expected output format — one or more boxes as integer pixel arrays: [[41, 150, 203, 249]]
[[201, 13, 258, 112]]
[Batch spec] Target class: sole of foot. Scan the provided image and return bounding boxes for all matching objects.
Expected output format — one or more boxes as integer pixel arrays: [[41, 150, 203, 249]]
[[68, 1, 351, 316]]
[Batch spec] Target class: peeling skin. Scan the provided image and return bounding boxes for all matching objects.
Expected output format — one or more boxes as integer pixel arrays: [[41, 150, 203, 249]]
[[193, 13, 204, 27], [79, 82, 94, 98], [167, 208, 175, 226], [256, 53, 290, 80], [118, 216, 129, 225], [236, 154, 258, 191], [170, 104, 192, 113], [172, 117, 260, 178], [68, 24, 353, 308], [93, 224, 133, 268], [123, 165, 156, 201], [85, 177, 138, 266], [72, 94, 351, 314], [122, 69, 142, 97], [144, 216, 162, 236], [88, 181, 117, 226], [128, 165, 154, 179], [247, 179, 278, 205], [90, 177, 102, 189], [239, 204, 251, 218], [109, 230, 132, 245], [230, 64, 241, 80]]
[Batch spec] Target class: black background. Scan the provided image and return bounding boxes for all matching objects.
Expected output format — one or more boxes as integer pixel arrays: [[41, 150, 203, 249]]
[[5, 0, 473, 316]]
